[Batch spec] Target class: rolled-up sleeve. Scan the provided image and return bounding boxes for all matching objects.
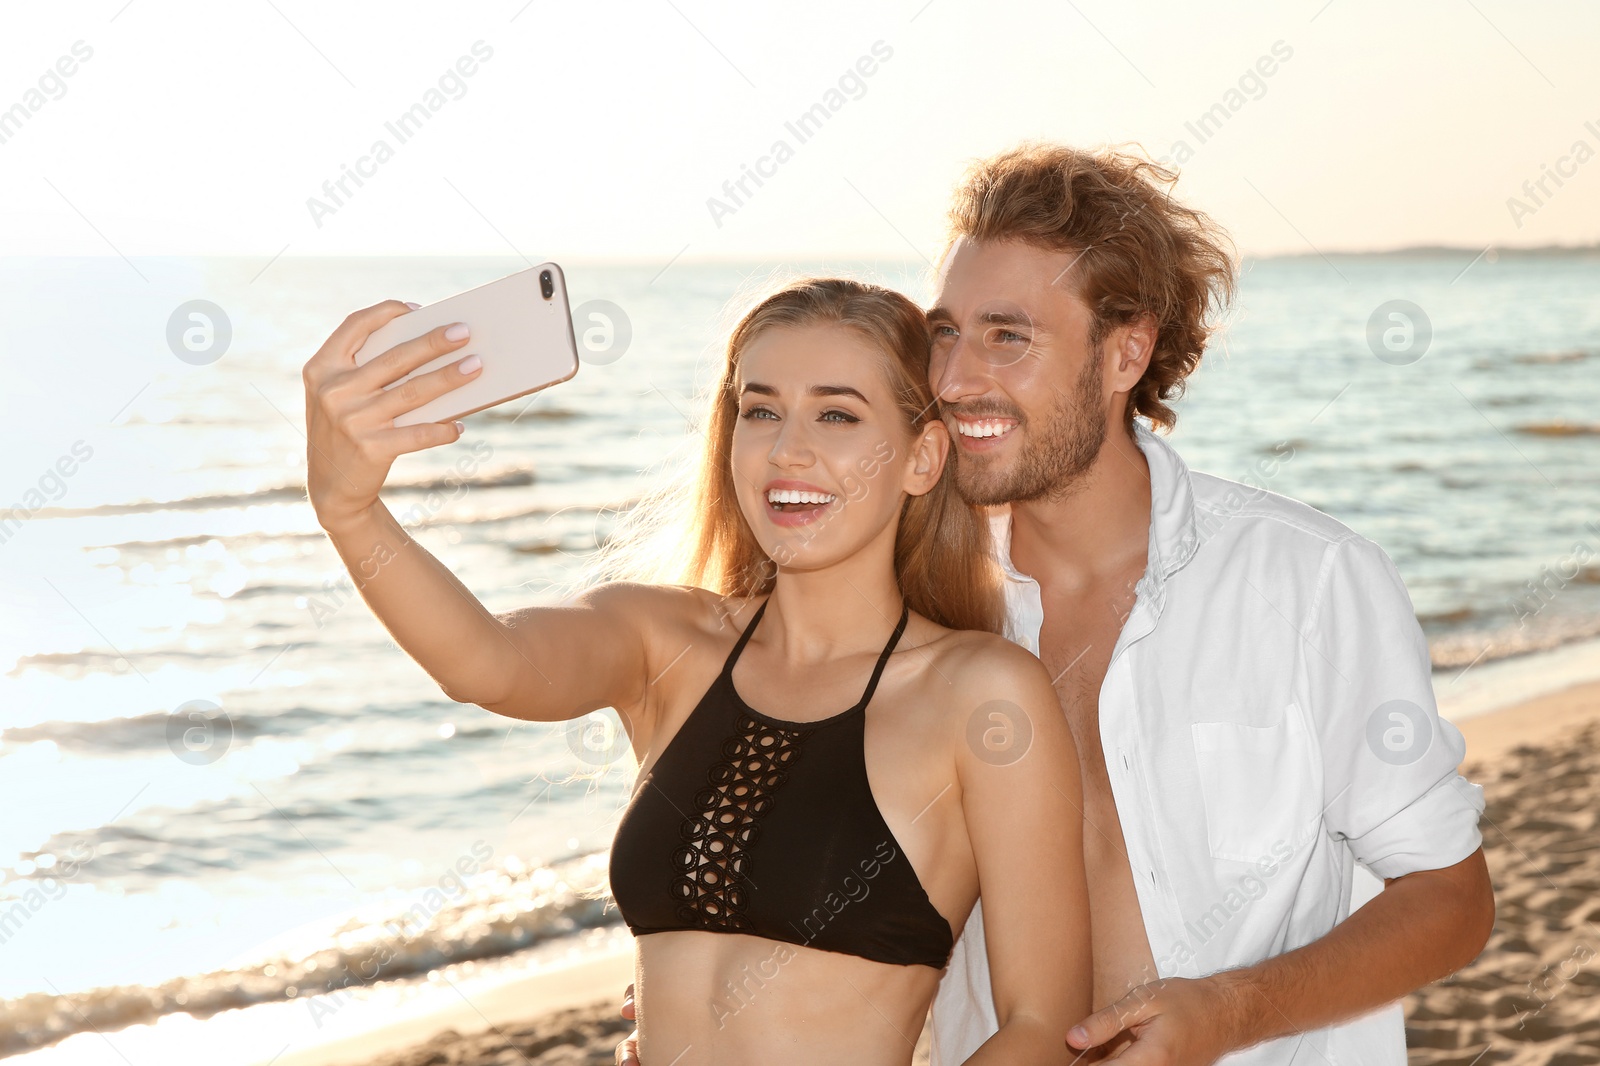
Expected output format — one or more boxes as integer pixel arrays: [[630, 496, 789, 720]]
[[1301, 535, 1485, 880]]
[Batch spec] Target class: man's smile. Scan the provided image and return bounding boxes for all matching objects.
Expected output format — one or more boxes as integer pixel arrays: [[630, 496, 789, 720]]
[[952, 414, 1020, 449]]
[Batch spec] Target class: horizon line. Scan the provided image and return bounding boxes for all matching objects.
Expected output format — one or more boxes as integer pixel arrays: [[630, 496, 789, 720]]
[[5, 241, 1599, 265]]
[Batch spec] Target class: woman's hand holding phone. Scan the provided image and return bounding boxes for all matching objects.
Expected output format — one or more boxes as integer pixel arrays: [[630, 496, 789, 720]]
[[302, 299, 482, 534]]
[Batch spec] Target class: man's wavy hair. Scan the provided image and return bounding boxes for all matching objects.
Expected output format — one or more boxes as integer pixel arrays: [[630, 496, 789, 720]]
[[943, 142, 1238, 433]]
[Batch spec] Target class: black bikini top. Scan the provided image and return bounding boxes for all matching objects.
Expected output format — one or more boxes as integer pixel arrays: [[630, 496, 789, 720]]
[[609, 595, 954, 969]]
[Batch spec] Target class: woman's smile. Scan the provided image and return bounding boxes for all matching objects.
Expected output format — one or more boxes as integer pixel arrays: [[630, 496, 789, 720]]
[[762, 478, 841, 526]]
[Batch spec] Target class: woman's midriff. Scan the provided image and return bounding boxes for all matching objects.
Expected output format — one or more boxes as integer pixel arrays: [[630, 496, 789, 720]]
[[632, 929, 942, 1065]]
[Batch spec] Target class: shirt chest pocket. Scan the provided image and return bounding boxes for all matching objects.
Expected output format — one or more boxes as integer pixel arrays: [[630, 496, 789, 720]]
[[1189, 706, 1321, 865]]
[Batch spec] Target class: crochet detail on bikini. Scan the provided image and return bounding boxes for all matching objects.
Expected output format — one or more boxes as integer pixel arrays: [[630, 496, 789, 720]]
[[669, 711, 809, 929]]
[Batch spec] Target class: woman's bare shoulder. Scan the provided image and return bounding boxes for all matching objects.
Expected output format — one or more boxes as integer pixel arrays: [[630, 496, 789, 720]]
[[909, 618, 1056, 708], [909, 619, 1073, 773]]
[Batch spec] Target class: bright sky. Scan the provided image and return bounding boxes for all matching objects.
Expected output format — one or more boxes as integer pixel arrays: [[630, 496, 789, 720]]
[[3, 0, 1597, 261]]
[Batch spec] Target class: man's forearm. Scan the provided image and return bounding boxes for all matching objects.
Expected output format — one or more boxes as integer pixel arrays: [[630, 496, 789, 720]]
[[1212, 849, 1495, 1050]]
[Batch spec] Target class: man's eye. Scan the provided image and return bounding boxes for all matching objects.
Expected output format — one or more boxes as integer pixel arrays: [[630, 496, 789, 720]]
[[933, 324, 958, 338], [993, 329, 1025, 344]]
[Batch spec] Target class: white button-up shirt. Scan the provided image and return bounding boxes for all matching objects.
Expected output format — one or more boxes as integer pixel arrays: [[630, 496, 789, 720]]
[[930, 422, 1486, 1065]]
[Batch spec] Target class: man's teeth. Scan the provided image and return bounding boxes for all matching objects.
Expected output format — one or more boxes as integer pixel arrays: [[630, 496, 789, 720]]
[[767, 489, 837, 505], [957, 419, 1016, 439]]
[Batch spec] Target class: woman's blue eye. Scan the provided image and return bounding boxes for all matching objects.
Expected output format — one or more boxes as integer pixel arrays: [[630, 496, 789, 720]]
[[739, 407, 857, 423]]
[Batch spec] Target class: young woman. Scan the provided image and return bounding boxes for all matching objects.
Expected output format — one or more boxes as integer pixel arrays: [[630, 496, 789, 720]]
[[302, 277, 1091, 1064]]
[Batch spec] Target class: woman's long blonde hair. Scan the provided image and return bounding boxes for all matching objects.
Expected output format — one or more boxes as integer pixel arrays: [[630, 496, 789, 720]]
[[584, 276, 1005, 635]]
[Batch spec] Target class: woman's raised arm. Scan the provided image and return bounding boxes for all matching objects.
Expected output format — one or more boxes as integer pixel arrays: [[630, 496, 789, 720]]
[[302, 299, 657, 725]]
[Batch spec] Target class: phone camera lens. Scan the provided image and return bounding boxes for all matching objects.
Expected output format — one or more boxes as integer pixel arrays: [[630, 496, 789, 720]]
[[539, 270, 554, 300]]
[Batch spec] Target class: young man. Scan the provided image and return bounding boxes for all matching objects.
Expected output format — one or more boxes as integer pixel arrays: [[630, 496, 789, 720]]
[[923, 143, 1493, 1064], [619, 143, 1494, 1065]]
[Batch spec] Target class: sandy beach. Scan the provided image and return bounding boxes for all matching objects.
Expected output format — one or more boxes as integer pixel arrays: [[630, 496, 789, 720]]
[[1405, 680, 1600, 1065], [280, 679, 1600, 1066]]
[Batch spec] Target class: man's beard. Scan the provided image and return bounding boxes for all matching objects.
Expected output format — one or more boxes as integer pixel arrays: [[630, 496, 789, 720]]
[[949, 347, 1108, 507]]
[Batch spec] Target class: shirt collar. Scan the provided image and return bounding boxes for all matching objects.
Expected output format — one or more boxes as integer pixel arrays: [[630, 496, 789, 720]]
[[988, 420, 1200, 595]]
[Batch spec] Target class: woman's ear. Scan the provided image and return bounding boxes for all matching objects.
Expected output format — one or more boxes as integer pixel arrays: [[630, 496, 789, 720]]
[[904, 419, 950, 499]]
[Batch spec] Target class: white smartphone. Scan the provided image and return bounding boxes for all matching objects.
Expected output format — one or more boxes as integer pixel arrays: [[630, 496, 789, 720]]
[[352, 262, 580, 427]]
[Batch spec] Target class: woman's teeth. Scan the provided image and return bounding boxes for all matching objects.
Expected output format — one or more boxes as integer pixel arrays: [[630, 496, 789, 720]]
[[957, 419, 1016, 439], [766, 489, 836, 507]]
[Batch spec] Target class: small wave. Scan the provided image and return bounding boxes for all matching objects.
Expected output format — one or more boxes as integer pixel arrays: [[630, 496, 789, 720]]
[[30, 470, 537, 520], [0, 851, 617, 1056], [1513, 422, 1600, 437], [477, 407, 588, 423], [97, 502, 600, 553], [99, 529, 335, 552], [1512, 350, 1588, 365], [512, 541, 565, 555], [509, 537, 598, 556], [1418, 606, 1477, 627], [0, 706, 331, 754], [222, 582, 310, 599], [6, 644, 297, 677], [1428, 613, 1600, 670]]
